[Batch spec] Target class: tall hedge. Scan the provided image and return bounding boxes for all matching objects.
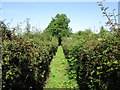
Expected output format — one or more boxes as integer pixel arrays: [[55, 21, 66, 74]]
[[1, 22, 58, 89], [62, 31, 120, 89]]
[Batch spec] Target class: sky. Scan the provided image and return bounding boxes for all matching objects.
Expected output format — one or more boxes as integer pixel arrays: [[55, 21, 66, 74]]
[[1, 1, 119, 33]]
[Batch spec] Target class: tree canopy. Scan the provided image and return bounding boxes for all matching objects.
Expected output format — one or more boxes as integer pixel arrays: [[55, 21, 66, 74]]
[[45, 14, 71, 37], [44, 14, 71, 45]]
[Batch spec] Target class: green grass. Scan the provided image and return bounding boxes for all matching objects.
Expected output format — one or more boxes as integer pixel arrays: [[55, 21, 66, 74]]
[[44, 46, 78, 89]]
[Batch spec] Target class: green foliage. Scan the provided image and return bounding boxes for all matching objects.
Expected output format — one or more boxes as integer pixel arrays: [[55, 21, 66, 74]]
[[1, 21, 58, 89], [1, 8, 120, 89], [44, 14, 71, 46], [0, 21, 13, 41], [98, 26, 113, 39], [45, 14, 71, 38], [62, 30, 120, 89]]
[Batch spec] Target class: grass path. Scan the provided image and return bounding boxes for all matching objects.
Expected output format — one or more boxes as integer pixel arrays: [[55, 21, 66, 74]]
[[44, 46, 78, 88]]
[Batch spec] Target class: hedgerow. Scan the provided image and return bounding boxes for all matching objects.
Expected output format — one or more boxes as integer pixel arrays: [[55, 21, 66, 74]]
[[62, 30, 120, 89], [1, 21, 58, 89]]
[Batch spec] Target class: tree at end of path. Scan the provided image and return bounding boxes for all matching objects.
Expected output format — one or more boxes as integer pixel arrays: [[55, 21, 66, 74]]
[[44, 14, 72, 46]]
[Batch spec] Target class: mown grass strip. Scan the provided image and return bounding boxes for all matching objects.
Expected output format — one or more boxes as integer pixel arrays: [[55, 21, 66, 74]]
[[44, 46, 78, 88]]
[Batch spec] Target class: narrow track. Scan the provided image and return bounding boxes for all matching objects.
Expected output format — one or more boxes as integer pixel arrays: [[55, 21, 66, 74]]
[[44, 46, 78, 88]]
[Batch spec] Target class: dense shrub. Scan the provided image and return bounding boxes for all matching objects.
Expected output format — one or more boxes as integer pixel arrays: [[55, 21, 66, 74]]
[[62, 30, 120, 89], [1, 22, 58, 89]]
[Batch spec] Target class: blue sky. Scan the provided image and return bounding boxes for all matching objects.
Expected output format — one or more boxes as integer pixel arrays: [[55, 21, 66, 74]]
[[2, 2, 118, 33]]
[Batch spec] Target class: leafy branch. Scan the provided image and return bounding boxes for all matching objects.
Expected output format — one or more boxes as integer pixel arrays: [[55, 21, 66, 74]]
[[97, 1, 120, 32]]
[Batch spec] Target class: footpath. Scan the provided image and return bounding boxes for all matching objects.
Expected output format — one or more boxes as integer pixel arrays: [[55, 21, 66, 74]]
[[44, 46, 78, 88]]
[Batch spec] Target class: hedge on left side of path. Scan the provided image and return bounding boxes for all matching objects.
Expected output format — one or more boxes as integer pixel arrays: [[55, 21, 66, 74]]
[[2, 39, 58, 89]]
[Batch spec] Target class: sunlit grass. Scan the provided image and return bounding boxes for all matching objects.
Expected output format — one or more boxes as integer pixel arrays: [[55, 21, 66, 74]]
[[44, 46, 78, 88]]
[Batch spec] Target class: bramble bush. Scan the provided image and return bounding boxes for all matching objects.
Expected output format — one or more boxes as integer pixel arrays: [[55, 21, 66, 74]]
[[1, 2, 120, 89], [1, 21, 58, 89], [62, 2, 120, 89], [62, 29, 120, 89]]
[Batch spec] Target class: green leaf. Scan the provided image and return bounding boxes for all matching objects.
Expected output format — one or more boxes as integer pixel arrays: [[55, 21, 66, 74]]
[[97, 66, 102, 70], [113, 60, 118, 64], [106, 68, 114, 72]]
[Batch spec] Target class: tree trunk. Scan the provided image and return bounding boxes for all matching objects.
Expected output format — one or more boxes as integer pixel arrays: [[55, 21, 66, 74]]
[[58, 37, 62, 46]]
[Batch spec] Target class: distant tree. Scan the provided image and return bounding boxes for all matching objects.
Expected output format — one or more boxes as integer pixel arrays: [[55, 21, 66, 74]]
[[99, 26, 106, 33], [98, 26, 110, 38], [44, 14, 71, 46]]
